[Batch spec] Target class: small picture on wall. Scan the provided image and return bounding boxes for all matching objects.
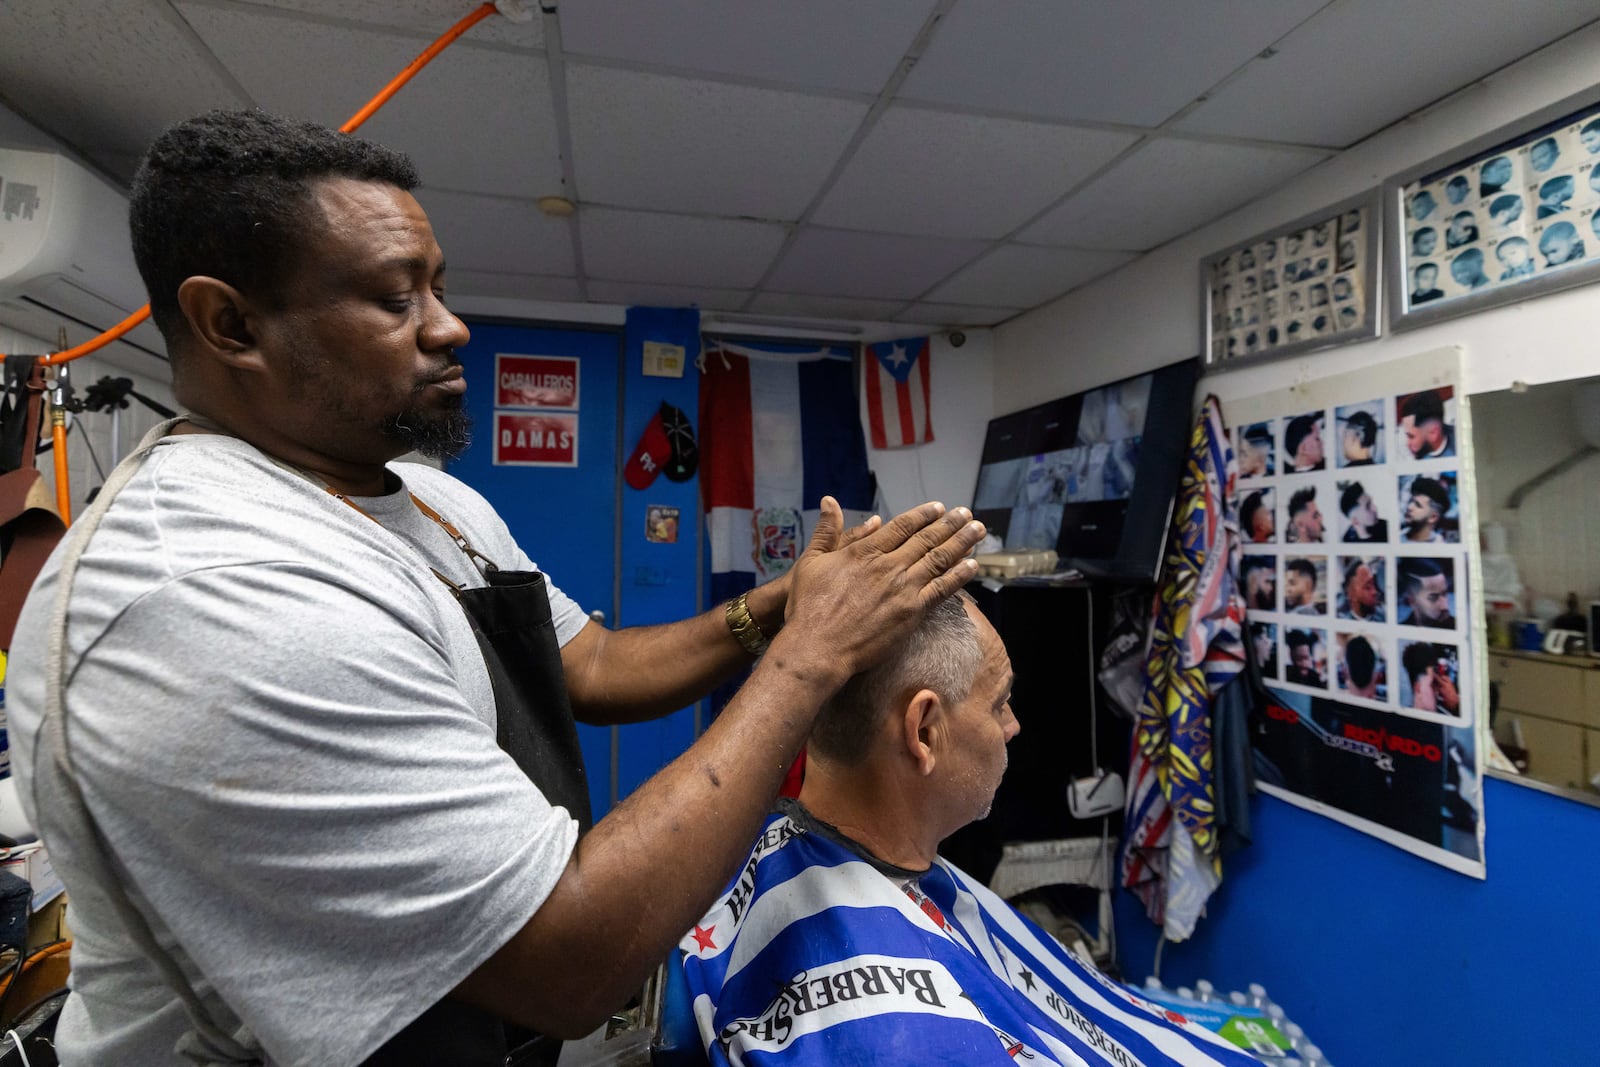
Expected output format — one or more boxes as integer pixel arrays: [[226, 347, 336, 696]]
[[1283, 555, 1327, 616], [1395, 387, 1456, 460], [1251, 622, 1280, 679], [1397, 557, 1458, 630], [1284, 627, 1328, 688], [1398, 640, 1463, 716], [1398, 471, 1460, 544], [1335, 401, 1383, 468], [1240, 555, 1277, 611], [1239, 488, 1276, 544], [1282, 411, 1327, 473], [1237, 420, 1275, 479], [1336, 477, 1392, 544], [1283, 484, 1326, 545], [1336, 556, 1386, 624], [1336, 632, 1389, 701]]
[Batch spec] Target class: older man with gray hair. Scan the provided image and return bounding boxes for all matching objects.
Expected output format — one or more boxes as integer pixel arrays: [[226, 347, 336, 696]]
[[679, 595, 1260, 1066]]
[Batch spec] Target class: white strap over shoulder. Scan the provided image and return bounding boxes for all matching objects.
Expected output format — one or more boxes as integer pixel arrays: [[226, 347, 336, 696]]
[[37, 417, 265, 1065]]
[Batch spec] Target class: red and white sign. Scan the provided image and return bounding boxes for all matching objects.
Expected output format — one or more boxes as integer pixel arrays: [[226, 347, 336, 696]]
[[494, 412, 579, 467], [495, 354, 580, 410]]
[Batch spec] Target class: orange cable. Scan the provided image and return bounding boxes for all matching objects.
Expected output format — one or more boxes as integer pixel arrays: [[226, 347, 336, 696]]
[[52, 414, 71, 524], [0, 1, 501, 367]]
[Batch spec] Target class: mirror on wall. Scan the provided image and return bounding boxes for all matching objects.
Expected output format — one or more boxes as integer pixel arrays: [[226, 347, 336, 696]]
[[1471, 374, 1600, 804]]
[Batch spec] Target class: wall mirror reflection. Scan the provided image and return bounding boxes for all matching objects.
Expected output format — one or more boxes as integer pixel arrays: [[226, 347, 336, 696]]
[[1471, 374, 1600, 803]]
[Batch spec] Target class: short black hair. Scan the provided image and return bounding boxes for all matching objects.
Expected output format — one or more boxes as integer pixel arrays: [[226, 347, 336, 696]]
[[1287, 558, 1316, 583], [1344, 411, 1377, 449], [1239, 491, 1268, 532], [1285, 415, 1319, 458], [1399, 557, 1447, 596], [1342, 557, 1370, 593], [1289, 486, 1316, 519], [1400, 389, 1445, 427], [1286, 630, 1315, 651], [1244, 423, 1272, 447], [1241, 555, 1272, 579], [1345, 636, 1376, 687], [130, 109, 420, 346], [1408, 476, 1450, 516], [1402, 641, 1438, 683]]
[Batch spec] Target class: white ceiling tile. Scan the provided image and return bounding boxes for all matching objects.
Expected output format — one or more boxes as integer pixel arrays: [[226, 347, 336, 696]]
[[585, 280, 747, 311], [178, 3, 561, 198], [413, 189, 574, 275], [900, 0, 1328, 126], [813, 107, 1138, 239], [213, 0, 544, 48], [765, 229, 990, 300], [580, 208, 787, 288], [1021, 138, 1327, 251], [746, 293, 907, 321], [1175, 0, 1600, 147], [559, 1, 937, 94], [894, 303, 1022, 327], [927, 245, 1136, 307], [449, 271, 583, 303], [0, 1, 249, 161], [566, 66, 869, 218]]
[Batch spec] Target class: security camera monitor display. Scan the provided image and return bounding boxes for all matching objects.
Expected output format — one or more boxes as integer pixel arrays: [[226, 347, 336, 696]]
[[972, 357, 1200, 581]]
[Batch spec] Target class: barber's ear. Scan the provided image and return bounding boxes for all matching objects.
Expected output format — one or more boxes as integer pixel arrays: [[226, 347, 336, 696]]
[[901, 689, 942, 776], [176, 276, 264, 369]]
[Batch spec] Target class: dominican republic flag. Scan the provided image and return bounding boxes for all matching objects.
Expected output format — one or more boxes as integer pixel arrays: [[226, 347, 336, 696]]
[[864, 336, 933, 449], [701, 341, 877, 618], [681, 804, 1262, 1067]]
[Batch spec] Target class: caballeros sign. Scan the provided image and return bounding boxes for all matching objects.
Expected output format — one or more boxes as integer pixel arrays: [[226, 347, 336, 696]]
[[495, 354, 579, 409]]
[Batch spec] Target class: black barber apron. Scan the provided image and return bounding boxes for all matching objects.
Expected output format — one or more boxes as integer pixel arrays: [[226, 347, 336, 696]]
[[362, 569, 593, 1067]]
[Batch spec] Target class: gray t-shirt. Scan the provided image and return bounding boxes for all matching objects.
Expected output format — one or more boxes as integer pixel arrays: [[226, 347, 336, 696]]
[[7, 434, 588, 1065]]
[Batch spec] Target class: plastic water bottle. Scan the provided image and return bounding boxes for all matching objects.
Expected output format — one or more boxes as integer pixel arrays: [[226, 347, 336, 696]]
[[1228, 991, 1249, 1008], [1283, 1022, 1305, 1052], [1301, 1044, 1326, 1067], [1144, 976, 1163, 992], [1195, 979, 1215, 1002], [1177, 986, 1194, 1000], [1248, 982, 1269, 1009]]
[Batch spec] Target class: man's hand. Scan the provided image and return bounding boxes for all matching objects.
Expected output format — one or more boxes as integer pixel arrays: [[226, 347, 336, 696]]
[[748, 510, 883, 636], [1436, 668, 1460, 714], [777, 497, 984, 678]]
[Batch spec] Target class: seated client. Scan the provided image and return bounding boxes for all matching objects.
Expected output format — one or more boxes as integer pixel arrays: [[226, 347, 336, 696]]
[[680, 594, 1257, 1066]]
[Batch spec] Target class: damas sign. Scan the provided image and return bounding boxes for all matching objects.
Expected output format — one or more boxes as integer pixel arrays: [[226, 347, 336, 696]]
[[495, 412, 578, 467], [495, 354, 579, 409]]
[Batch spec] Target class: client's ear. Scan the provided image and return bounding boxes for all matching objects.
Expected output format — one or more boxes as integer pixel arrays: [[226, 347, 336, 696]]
[[900, 688, 942, 776]]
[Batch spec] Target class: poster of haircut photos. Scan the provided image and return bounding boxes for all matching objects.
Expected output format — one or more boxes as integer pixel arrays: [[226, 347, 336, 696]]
[[1206, 202, 1372, 365], [1229, 348, 1484, 877], [1399, 101, 1600, 315]]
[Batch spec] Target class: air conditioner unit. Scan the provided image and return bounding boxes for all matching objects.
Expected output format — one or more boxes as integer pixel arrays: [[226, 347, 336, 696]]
[[0, 147, 169, 377]]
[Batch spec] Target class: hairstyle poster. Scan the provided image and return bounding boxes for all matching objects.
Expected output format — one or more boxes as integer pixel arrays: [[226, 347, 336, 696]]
[[1226, 346, 1484, 877]]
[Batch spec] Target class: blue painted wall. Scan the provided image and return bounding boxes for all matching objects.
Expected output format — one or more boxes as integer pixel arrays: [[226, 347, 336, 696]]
[[1115, 778, 1600, 1065], [614, 308, 703, 803]]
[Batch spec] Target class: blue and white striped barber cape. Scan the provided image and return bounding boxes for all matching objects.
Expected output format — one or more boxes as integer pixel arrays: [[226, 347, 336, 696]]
[[680, 803, 1259, 1067]]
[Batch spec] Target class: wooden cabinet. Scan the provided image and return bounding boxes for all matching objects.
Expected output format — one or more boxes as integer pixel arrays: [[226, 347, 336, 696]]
[[1489, 650, 1600, 794]]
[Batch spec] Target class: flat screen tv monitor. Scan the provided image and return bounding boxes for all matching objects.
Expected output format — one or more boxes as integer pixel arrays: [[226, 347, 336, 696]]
[[971, 357, 1200, 582]]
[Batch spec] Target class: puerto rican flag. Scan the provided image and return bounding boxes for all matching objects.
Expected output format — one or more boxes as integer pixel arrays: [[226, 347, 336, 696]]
[[865, 336, 934, 449]]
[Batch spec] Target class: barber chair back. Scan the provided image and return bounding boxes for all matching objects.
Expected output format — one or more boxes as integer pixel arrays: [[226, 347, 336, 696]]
[[650, 951, 709, 1067]]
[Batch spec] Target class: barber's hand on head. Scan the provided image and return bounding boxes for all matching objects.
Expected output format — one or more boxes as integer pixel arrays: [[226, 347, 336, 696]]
[[781, 496, 984, 677]]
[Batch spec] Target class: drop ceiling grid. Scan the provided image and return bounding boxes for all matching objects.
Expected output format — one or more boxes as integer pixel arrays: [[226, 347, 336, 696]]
[[178, 3, 563, 199], [1021, 138, 1330, 252], [764, 228, 991, 300], [564, 65, 870, 219], [413, 188, 575, 276], [926, 245, 1137, 307], [0, 0, 250, 165], [1174, 0, 1600, 147], [580, 208, 789, 289], [746, 292, 909, 322], [585, 279, 747, 311], [897, 0, 1332, 127], [219, 0, 547, 49], [556, 0, 940, 96], [810, 105, 1142, 240]]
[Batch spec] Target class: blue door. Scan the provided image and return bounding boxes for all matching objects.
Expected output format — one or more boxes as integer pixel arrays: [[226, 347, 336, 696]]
[[447, 321, 622, 820]]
